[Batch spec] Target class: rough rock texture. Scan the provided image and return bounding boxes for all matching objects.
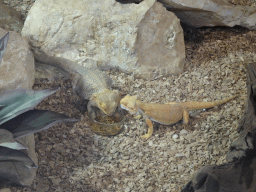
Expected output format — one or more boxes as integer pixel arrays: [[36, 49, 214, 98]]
[[0, 28, 37, 187], [21, 0, 185, 78], [0, 1, 23, 33], [159, 0, 256, 29], [0, 28, 35, 92], [135, 2, 185, 78], [182, 161, 256, 192]]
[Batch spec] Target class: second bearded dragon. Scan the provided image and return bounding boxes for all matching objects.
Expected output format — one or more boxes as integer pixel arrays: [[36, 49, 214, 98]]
[[120, 94, 238, 139]]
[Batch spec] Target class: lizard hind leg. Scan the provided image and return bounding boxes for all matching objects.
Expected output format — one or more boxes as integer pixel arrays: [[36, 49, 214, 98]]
[[141, 118, 154, 140], [183, 110, 189, 124]]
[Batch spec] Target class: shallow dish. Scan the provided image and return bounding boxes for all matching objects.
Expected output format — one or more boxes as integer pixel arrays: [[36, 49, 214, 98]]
[[88, 107, 125, 136]]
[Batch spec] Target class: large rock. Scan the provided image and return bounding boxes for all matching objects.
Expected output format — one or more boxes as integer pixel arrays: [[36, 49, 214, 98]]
[[135, 2, 184, 78], [159, 0, 256, 29], [22, 0, 185, 79], [0, 28, 36, 187], [0, 28, 35, 92]]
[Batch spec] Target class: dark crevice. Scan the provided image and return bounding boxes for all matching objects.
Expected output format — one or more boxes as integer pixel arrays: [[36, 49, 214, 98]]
[[115, 0, 142, 4]]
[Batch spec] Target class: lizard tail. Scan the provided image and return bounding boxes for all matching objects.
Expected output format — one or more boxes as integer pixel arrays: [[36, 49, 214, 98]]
[[33, 50, 80, 73], [182, 95, 239, 111]]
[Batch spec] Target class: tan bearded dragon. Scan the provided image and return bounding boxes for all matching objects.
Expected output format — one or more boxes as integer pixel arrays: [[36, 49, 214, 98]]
[[33, 51, 120, 116], [120, 94, 238, 139]]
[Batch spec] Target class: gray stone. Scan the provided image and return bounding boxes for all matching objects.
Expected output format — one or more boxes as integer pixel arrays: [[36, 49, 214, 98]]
[[159, 0, 256, 29], [0, 28, 35, 93], [135, 2, 185, 78], [0, 28, 36, 187]]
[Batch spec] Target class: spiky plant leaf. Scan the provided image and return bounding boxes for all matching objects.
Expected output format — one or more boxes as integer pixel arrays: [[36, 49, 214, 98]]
[[0, 147, 37, 168], [0, 129, 27, 150], [0, 32, 9, 63], [0, 88, 59, 125], [1, 109, 77, 138], [0, 87, 77, 187]]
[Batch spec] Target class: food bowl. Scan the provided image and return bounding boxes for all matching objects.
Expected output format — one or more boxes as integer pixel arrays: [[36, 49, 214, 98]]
[[88, 107, 125, 136]]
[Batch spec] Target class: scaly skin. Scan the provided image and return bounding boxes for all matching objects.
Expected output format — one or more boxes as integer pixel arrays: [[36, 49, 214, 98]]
[[120, 95, 238, 139], [33, 50, 120, 116]]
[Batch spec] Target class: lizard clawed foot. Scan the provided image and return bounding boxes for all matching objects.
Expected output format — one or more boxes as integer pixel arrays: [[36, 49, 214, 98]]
[[141, 134, 151, 140]]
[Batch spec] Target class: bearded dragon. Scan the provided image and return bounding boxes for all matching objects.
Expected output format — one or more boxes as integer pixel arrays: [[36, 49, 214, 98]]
[[33, 51, 120, 116], [120, 95, 238, 139]]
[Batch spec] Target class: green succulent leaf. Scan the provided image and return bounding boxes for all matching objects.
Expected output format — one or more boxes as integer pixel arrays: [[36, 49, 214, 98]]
[[0, 146, 37, 168], [0, 129, 27, 150], [0, 88, 59, 125], [1, 109, 77, 138], [0, 32, 9, 63]]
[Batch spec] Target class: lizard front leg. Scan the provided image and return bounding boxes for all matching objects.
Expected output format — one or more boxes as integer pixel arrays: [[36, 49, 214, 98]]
[[182, 110, 189, 129], [141, 118, 153, 140], [71, 73, 83, 97], [183, 110, 189, 124], [87, 99, 97, 114]]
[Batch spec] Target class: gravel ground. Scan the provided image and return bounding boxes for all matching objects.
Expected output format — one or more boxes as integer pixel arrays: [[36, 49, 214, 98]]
[[2, 0, 256, 191]]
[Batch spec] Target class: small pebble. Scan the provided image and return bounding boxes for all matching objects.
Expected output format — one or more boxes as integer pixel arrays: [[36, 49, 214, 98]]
[[172, 134, 179, 139]]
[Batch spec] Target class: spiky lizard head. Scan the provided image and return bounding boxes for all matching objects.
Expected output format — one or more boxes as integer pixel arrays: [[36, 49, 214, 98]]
[[120, 95, 138, 115], [91, 89, 121, 116]]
